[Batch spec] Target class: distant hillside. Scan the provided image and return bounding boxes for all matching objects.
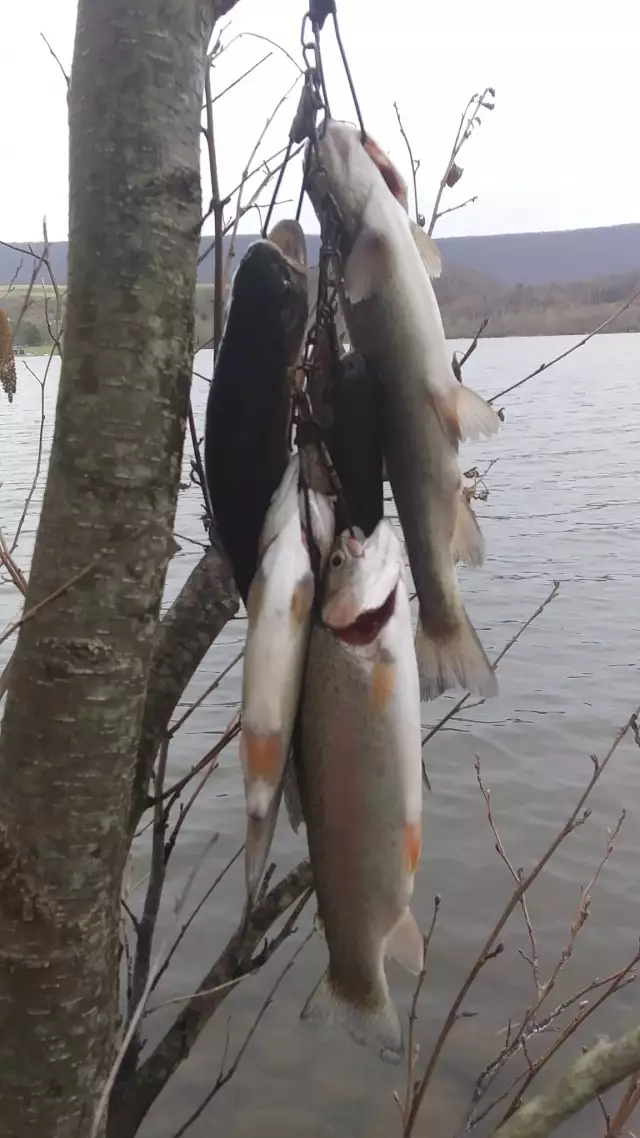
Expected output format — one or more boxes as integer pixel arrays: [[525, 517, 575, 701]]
[[3, 225, 640, 341], [3, 223, 640, 288], [437, 224, 640, 286]]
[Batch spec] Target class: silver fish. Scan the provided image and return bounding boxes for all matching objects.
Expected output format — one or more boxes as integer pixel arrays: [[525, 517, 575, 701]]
[[299, 519, 424, 1063], [240, 453, 334, 907], [308, 119, 500, 700]]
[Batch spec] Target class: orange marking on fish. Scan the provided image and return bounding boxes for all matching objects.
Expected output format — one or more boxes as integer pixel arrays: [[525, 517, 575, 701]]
[[403, 822, 422, 875], [290, 574, 314, 626], [241, 727, 283, 786], [370, 656, 395, 714]]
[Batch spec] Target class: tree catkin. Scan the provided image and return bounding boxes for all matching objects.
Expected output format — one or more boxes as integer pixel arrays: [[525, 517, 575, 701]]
[[0, 310, 17, 402]]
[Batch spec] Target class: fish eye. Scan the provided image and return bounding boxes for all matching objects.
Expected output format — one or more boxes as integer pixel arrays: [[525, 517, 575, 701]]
[[330, 550, 346, 569]]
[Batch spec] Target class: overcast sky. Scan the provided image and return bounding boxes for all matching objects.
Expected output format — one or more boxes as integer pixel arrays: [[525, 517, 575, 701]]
[[2, 0, 638, 242]]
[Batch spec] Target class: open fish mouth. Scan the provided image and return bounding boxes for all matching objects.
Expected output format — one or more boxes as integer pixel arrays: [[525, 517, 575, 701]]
[[326, 583, 398, 646]]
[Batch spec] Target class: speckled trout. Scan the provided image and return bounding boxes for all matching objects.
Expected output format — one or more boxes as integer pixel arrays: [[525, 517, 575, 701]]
[[240, 453, 334, 908], [307, 119, 500, 700], [299, 519, 424, 1063]]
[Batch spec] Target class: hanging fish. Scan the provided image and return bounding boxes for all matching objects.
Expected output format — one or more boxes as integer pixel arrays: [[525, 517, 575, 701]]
[[307, 120, 500, 700], [299, 518, 424, 1063], [360, 132, 487, 566], [204, 222, 308, 601], [240, 453, 334, 908], [329, 349, 385, 537]]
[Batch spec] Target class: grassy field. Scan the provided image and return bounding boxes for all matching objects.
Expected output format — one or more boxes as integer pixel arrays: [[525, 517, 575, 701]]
[[3, 273, 640, 343]]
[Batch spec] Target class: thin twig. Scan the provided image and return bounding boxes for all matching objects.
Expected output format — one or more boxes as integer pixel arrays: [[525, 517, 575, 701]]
[[476, 760, 541, 993], [452, 317, 490, 382], [224, 75, 301, 283], [404, 705, 640, 1135], [170, 929, 314, 1138], [148, 844, 245, 997], [203, 65, 224, 358], [89, 831, 221, 1138], [489, 284, 640, 404], [149, 716, 240, 806], [1, 257, 24, 299], [127, 739, 170, 1022], [400, 895, 441, 1122], [169, 648, 243, 738], [427, 88, 494, 236], [499, 948, 640, 1127], [0, 523, 154, 651], [607, 1073, 640, 1138], [212, 51, 271, 103], [393, 101, 422, 225], [491, 964, 640, 1138], [421, 582, 560, 783], [0, 531, 27, 595], [40, 33, 70, 87], [10, 339, 54, 553]]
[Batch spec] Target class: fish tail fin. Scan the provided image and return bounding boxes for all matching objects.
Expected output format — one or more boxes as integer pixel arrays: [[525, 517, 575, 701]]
[[415, 608, 498, 700], [300, 970, 404, 1065], [244, 789, 281, 911]]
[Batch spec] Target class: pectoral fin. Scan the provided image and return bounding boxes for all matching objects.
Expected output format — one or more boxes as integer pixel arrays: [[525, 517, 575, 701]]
[[344, 228, 392, 305], [456, 384, 502, 441], [451, 493, 485, 568], [385, 907, 424, 975]]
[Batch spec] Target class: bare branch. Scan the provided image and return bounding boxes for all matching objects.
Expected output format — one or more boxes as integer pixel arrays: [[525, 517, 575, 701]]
[[171, 930, 314, 1138], [148, 844, 245, 999], [491, 1015, 640, 1138], [128, 543, 238, 833], [168, 647, 243, 739], [224, 75, 301, 282], [404, 705, 640, 1135], [427, 87, 495, 235], [203, 66, 224, 358], [452, 317, 490, 382], [393, 101, 423, 226], [212, 51, 271, 104], [91, 832, 221, 1138], [108, 861, 313, 1135], [40, 32, 70, 87], [489, 283, 640, 405], [0, 523, 156, 653], [422, 582, 560, 784], [1, 257, 24, 299]]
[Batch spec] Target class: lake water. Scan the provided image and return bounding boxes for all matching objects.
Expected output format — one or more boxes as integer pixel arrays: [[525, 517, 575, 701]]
[[1, 335, 639, 1137]]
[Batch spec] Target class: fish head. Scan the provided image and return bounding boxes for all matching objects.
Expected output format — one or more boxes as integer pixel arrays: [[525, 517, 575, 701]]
[[306, 119, 409, 230], [361, 134, 409, 213], [231, 238, 308, 366], [306, 119, 381, 233], [267, 219, 308, 269], [322, 519, 403, 646]]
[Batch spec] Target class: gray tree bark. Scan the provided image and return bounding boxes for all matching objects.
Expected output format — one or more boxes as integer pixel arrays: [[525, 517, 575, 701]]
[[0, 2, 231, 1134]]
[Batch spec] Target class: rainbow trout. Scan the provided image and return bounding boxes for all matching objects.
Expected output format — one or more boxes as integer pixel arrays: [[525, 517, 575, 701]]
[[299, 519, 424, 1062], [307, 121, 500, 699]]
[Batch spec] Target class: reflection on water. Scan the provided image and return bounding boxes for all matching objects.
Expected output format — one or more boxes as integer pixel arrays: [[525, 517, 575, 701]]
[[1, 335, 640, 1137]]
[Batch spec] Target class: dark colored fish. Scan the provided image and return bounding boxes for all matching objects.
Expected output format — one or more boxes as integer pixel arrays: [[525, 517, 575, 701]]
[[204, 224, 308, 600]]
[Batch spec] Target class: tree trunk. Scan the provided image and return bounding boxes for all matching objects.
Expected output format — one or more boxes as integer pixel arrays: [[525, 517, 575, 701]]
[[0, 2, 225, 1133]]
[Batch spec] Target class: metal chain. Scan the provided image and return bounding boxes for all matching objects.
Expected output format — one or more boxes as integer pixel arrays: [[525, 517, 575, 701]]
[[260, 1, 365, 565]]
